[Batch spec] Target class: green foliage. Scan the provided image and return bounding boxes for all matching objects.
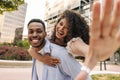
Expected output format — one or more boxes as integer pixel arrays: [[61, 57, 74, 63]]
[[0, 0, 24, 14], [16, 40, 30, 49], [0, 42, 13, 46], [92, 74, 120, 80]]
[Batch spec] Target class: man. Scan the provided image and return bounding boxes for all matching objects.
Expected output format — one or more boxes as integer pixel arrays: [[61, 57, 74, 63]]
[[27, 19, 60, 80]]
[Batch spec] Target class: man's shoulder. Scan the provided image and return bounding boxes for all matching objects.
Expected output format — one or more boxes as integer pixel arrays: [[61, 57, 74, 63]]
[[50, 43, 72, 57], [51, 43, 65, 50]]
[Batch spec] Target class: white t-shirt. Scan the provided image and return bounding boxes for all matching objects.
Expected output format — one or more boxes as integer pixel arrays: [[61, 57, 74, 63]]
[[35, 49, 44, 80]]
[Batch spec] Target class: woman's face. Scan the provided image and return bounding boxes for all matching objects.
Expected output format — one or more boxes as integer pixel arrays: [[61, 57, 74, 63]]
[[55, 18, 69, 39]]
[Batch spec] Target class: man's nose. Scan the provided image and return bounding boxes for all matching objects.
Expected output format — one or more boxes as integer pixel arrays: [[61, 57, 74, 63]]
[[33, 32, 37, 36]]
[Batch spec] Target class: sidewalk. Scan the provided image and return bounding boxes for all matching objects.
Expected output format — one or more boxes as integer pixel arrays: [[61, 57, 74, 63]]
[[0, 67, 31, 80], [0, 60, 32, 68], [91, 63, 120, 75], [0, 60, 120, 80], [0, 60, 32, 80], [78, 59, 120, 75]]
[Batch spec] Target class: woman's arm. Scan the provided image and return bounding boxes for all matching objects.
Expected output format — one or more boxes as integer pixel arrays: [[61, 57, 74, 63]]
[[66, 37, 89, 57], [28, 47, 60, 66]]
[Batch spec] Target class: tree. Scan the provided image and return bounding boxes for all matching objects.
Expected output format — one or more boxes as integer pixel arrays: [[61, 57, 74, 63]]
[[0, 0, 24, 14]]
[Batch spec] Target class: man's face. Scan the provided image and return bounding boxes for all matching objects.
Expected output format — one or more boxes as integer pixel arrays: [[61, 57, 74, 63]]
[[28, 22, 46, 48]]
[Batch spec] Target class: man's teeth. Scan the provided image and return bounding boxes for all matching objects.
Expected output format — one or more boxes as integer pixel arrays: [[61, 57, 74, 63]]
[[32, 40, 39, 43]]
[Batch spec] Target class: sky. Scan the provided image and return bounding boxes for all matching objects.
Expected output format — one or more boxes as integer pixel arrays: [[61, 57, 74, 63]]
[[23, 0, 46, 35]]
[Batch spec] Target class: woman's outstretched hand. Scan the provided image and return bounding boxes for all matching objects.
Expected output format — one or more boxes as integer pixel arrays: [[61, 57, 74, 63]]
[[75, 0, 120, 80], [88, 0, 120, 61]]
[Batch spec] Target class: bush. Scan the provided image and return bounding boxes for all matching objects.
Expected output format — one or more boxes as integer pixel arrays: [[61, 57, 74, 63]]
[[16, 40, 30, 49], [0, 42, 12, 46], [0, 46, 9, 55], [0, 46, 32, 60]]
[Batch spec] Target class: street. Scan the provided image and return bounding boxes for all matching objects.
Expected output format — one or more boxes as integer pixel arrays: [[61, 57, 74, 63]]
[[0, 64, 120, 80], [0, 67, 31, 80]]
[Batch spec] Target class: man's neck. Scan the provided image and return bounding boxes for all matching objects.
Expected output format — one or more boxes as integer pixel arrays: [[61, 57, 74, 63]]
[[33, 40, 46, 52]]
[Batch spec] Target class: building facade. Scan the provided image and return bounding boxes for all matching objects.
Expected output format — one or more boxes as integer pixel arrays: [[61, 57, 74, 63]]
[[14, 27, 23, 44], [0, 3, 27, 43]]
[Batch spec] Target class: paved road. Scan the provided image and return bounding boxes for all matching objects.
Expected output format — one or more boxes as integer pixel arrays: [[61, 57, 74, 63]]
[[0, 67, 32, 80], [91, 64, 120, 75], [0, 64, 120, 80]]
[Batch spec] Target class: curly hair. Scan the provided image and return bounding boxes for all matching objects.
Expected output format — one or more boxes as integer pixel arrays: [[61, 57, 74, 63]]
[[51, 10, 89, 46]]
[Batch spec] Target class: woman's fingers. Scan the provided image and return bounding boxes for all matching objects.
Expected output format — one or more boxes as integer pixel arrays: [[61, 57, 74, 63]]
[[110, 0, 120, 37], [101, 0, 113, 37], [90, 1, 100, 39], [116, 30, 120, 46]]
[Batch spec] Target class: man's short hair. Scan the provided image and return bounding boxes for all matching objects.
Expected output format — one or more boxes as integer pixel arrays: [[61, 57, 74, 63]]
[[27, 19, 46, 31]]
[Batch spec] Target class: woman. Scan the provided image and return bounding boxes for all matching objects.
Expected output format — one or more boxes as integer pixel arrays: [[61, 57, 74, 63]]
[[29, 10, 91, 80]]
